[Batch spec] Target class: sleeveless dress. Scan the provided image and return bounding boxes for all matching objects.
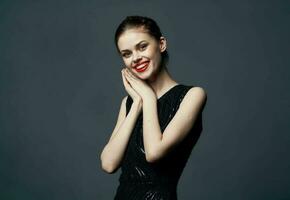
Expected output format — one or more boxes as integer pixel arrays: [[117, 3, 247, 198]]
[[113, 84, 204, 200]]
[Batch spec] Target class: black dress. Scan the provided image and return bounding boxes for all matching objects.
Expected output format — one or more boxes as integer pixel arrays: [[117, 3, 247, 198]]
[[114, 84, 205, 200]]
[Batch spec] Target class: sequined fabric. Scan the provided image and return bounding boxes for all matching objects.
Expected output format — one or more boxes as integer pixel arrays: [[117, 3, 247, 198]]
[[114, 84, 204, 200]]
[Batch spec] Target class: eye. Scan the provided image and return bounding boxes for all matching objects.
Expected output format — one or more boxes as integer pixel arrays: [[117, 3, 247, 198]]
[[140, 44, 147, 50], [122, 52, 131, 58]]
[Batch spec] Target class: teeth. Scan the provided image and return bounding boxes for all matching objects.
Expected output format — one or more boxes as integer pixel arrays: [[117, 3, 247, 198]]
[[136, 62, 148, 69]]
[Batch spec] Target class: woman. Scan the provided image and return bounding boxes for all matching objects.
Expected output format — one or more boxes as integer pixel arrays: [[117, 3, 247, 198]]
[[100, 15, 207, 200]]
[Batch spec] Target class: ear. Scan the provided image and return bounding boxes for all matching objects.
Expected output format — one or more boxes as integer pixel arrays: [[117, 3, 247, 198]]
[[159, 36, 167, 53]]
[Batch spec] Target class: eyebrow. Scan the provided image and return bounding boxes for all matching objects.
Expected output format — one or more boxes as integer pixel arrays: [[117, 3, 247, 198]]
[[120, 40, 147, 53]]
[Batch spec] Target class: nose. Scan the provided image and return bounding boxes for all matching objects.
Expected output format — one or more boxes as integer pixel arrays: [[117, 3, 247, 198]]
[[132, 52, 142, 63]]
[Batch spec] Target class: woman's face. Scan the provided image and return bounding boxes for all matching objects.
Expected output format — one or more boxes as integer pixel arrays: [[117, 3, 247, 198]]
[[117, 28, 166, 80]]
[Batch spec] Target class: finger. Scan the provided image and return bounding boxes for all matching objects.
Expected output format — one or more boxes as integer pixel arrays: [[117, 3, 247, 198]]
[[121, 71, 128, 87], [127, 70, 140, 82], [124, 69, 133, 80], [122, 70, 131, 88], [126, 68, 137, 79], [125, 72, 136, 85], [123, 71, 133, 86], [127, 70, 138, 82]]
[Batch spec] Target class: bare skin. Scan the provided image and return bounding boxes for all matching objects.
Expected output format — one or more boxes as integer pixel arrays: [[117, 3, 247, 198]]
[[100, 28, 206, 173]]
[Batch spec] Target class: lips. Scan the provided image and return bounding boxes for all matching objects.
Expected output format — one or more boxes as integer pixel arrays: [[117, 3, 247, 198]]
[[135, 61, 149, 72], [134, 61, 149, 69]]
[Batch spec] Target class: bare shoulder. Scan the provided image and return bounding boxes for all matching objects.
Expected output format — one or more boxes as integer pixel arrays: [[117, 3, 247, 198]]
[[181, 86, 207, 108], [188, 86, 207, 99]]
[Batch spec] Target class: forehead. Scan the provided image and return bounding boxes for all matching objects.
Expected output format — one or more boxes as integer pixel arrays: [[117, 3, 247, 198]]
[[118, 29, 155, 51]]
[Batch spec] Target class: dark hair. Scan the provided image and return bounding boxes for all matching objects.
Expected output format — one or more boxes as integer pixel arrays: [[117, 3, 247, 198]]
[[114, 15, 169, 69]]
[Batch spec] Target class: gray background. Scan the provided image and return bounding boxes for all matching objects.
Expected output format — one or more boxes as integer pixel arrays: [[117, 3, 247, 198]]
[[1, 0, 289, 199]]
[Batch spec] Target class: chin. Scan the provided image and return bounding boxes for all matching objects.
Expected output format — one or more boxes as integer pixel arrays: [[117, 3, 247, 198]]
[[136, 74, 148, 80], [136, 69, 153, 80]]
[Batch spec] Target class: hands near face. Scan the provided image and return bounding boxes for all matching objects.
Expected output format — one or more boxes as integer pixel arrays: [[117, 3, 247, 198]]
[[121, 67, 156, 103]]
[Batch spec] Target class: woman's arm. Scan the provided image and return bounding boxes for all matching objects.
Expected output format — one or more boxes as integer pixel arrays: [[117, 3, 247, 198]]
[[142, 87, 207, 163], [100, 96, 142, 174]]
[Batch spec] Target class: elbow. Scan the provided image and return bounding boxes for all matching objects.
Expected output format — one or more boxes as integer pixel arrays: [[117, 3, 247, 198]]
[[100, 153, 118, 174], [101, 160, 118, 174], [102, 166, 117, 174], [145, 151, 160, 163], [146, 157, 156, 163]]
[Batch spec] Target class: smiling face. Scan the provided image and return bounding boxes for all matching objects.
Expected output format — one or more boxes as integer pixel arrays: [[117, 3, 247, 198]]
[[117, 28, 166, 79]]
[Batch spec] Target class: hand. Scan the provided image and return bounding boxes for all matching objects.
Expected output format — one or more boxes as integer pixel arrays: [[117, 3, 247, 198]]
[[122, 68, 156, 101], [121, 68, 142, 103]]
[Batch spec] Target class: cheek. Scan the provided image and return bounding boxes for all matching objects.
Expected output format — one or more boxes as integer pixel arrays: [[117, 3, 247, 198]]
[[147, 47, 161, 62], [150, 52, 161, 67], [123, 59, 130, 66]]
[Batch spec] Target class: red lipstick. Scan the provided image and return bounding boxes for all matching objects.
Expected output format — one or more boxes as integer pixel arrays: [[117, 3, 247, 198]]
[[134, 61, 149, 73]]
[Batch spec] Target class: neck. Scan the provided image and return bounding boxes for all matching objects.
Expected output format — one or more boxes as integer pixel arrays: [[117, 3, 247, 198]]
[[146, 66, 178, 98]]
